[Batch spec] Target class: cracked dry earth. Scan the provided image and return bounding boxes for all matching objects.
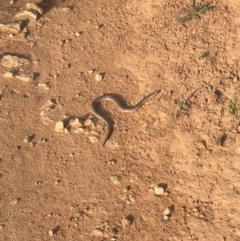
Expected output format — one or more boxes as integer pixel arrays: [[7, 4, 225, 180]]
[[0, 0, 240, 240]]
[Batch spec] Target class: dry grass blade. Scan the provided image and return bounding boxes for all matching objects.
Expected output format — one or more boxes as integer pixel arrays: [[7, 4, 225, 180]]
[[178, 0, 214, 23]]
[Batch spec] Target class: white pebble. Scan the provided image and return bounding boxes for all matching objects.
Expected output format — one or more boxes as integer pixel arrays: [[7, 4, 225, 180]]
[[163, 207, 171, 216], [3, 71, 14, 78], [75, 32, 82, 37], [154, 186, 164, 195], [163, 215, 169, 220], [54, 121, 64, 132], [95, 74, 103, 82], [87, 69, 94, 74], [15, 73, 34, 82]]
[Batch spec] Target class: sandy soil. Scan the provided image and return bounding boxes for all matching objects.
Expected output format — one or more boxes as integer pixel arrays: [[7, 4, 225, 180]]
[[0, 0, 240, 240]]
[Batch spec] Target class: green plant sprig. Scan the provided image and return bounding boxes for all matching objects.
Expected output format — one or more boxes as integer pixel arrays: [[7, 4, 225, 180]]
[[178, 0, 214, 23]]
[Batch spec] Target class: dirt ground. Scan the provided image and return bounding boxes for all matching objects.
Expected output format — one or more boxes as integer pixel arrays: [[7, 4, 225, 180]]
[[0, 0, 240, 240]]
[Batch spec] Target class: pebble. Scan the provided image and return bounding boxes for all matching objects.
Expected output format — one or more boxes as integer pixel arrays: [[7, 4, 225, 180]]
[[121, 215, 133, 228], [38, 83, 50, 90], [88, 136, 98, 143], [15, 9, 40, 21], [0, 20, 24, 34], [163, 215, 169, 220], [10, 198, 19, 206], [163, 207, 172, 220], [69, 118, 82, 129], [110, 175, 121, 185], [3, 72, 14, 78], [90, 130, 99, 136], [84, 119, 92, 126], [74, 127, 84, 133], [95, 74, 103, 82], [154, 186, 165, 195], [23, 136, 30, 143], [163, 207, 171, 216], [54, 180, 61, 184], [65, 63, 71, 68], [26, 2, 45, 15], [48, 230, 54, 236], [55, 121, 64, 132], [16, 73, 34, 82], [75, 32, 82, 37], [93, 229, 103, 237], [129, 194, 136, 203], [87, 69, 94, 74], [1, 55, 30, 68], [233, 76, 238, 83]]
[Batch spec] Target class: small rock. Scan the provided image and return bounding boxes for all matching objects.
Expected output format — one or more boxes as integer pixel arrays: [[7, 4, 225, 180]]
[[0, 224, 4, 229], [93, 229, 103, 237], [0, 20, 25, 34], [41, 138, 47, 143], [95, 74, 103, 82], [163, 207, 172, 220], [15, 9, 40, 20], [90, 130, 99, 136], [84, 119, 92, 126], [74, 127, 84, 133], [95, 24, 103, 29], [1, 55, 30, 68], [87, 69, 94, 74], [60, 7, 72, 12], [122, 218, 131, 228], [129, 194, 136, 203], [35, 181, 42, 185], [75, 32, 82, 37], [110, 175, 121, 185], [26, 2, 45, 15], [65, 63, 71, 68], [23, 136, 30, 143], [38, 82, 50, 90], [48, 230, 54, 236], [55, 121, 64, 132], [233, 76, 238, 83], [3, 71, 14, 78], [16, 73, 34, 82], [69, 118, 82, 129], [88, 136, 98, 143], [154, 186, 164, 195], [122, 215, 134, 228], [163, 207, 171, 216], [54, 180, 61, 184], [163, 215, 169, 220], [40, 99, 55, 110], [10, 198, 19, 206]]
